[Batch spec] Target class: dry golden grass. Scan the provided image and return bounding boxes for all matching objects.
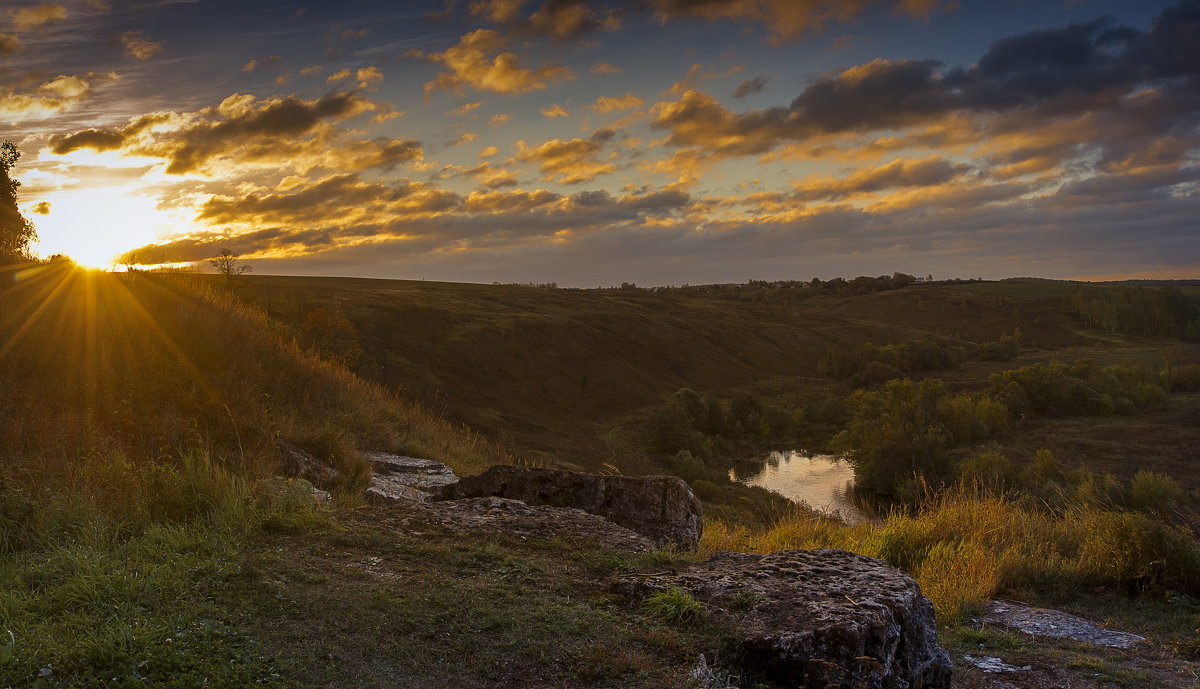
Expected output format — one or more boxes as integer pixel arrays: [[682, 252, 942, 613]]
[[0, 264, 503, 486], [702, 487, 1200, 626]]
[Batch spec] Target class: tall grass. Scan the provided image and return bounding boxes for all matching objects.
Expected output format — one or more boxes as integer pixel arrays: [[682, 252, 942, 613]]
[[0, 447, 334, 687], [0, 265, 503, 486], [702, 488, 1200, 625]]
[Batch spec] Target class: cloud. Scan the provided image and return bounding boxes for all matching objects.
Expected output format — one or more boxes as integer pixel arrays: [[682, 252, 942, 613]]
[[589, 93, 644, 114], [479, 146, 500, 157], [242, 56, 280, 72], [542, 104, 569, 118], [513, 128, 617, 184], [116, 30, 162, 60], [650, 4, 1200, 164], [490, 113, 511, 127], [732, 75, 770, 98], [448, 100, 486, 116], [0, 72, 113, 122], [340, 27, 369, 41], [591, 62, 622, 75], [646, 0, 946, 43], [446, 131, 479, 147], [10, 4, 67, 31], [31, 201, 50, 214], [47, 91, 415, 176], [468, 0, 525, 23], [0, 34, 21, 54], [791, 156, 969, 201], [410, 29, 575, 97]]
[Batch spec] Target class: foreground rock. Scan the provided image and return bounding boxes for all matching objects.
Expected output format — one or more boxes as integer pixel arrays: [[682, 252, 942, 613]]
[[365, 453, 459, 503], [421, 497, 655, 552], [614, 548, 952, 689], [981, 600, 1147, 649], [433, 465, 702, 549], [277, 440, 343, 488]]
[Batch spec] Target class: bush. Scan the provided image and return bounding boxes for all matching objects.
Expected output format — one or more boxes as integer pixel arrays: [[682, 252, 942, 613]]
[[1128, 470, 1184, 516], [642, 588, 704, 626]]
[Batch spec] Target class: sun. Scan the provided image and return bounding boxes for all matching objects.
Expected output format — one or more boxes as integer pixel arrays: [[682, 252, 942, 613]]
[[25, 186, 193, 269]]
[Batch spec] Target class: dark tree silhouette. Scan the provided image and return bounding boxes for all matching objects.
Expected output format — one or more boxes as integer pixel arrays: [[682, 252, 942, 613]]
[[210, 248, 252, 287], [1, 141, 37, 262]]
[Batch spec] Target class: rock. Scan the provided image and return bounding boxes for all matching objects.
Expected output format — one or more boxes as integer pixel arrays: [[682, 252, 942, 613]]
[[422, 497, 656, 552], [962, 655, 1031, 673], [980, 600, 1146, 649], [253, 477, 328, 509], [277, 440, 342, 488], [365, 453, 459, 504], [613, 548, 952, 689], [433, 465, 702, 549]]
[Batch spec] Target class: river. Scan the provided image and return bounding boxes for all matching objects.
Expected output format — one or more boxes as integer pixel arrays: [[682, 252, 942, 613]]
[[729, 450, 869, 523]]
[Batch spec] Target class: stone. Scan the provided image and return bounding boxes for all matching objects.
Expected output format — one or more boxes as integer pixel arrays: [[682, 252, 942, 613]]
[[980, 600, 1147, 649], [365, 453, 459, 504], [433, 465, 702, 549], [277, 440, 342, 488], [962, 655, 1031, 673], [613, 548, 952, 689], [422, 497, 656, 552]]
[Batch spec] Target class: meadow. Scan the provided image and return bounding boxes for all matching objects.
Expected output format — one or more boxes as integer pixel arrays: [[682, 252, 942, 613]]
[[3, 263, 1200, 687]]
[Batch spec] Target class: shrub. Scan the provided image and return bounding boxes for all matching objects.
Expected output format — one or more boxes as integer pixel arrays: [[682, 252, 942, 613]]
[[1128, 470, 1184, 516], [642, 588, 704, 626]]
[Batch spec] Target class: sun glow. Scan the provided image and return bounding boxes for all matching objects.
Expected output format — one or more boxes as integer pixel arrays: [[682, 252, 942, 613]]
[[25, 187, 198, 268]]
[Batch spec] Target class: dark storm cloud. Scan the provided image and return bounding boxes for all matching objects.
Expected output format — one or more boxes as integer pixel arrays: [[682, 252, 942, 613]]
[[654, 2, 1200, 151]]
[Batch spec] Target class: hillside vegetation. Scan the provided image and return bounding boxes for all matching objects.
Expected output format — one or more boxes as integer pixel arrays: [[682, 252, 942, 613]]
[[5, 264, 1200, 687]]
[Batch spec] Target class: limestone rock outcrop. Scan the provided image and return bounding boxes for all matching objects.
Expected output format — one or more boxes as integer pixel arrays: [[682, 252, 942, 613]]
[[277, 440, 343, 488], [365, 453, 459, 503], [614, 548, 952, 689], [433, 465, 702, 549], [423, 497, 656, 552]]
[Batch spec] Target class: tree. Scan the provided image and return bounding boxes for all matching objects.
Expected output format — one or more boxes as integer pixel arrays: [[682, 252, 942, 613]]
[[1, 141, 37, 262], [209, 248, 251, 287]]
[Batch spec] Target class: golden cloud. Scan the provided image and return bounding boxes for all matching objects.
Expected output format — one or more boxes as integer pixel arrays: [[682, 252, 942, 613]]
[[448, 100, 485, 116], [591, 62, 622, 75], [513, 129, 617, 185], [542, 104, 569, 118], [0, 72, 113, 122], [117, 30, 162, 60], [590, 93, 644, 114], [412, 29, 574, 97], [11, 4, 66, 31], [468, 0, 525, 23], [47, 91, 415, 177]]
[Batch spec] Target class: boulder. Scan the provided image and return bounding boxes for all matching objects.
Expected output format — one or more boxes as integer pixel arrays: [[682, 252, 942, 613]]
[[980, 600, 1146, 649], [613, 548, 952, 689], [277, 440, 342, 488], [423, 497, 656, 552], [433, 465, 702, 549], [366, 453, 459, 504]]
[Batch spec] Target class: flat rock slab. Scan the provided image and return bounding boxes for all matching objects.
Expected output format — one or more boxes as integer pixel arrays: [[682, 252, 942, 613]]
[[365, 453, 458, 504], [962, 655, 1031, 673], [614, 548, 952, 689], [421, 497, 655, 552], [434, 465, 702, 549], [981, 600, 1147, 650]]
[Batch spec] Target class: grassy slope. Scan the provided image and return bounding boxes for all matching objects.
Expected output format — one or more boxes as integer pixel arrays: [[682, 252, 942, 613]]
[[239, 275, 1198, 483], [6, 267, 1200, 688]]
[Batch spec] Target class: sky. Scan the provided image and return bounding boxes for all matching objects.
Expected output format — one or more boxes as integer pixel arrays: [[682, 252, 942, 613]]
[[2, 0, 1198, 286]]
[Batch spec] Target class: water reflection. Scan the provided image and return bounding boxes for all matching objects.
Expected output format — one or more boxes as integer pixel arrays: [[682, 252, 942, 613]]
[[729, 450, 868, 523]]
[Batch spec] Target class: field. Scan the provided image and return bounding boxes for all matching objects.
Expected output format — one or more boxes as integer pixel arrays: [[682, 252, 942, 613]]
[[236, 274, 1199, 485], [4, 265, 1200, 688]]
